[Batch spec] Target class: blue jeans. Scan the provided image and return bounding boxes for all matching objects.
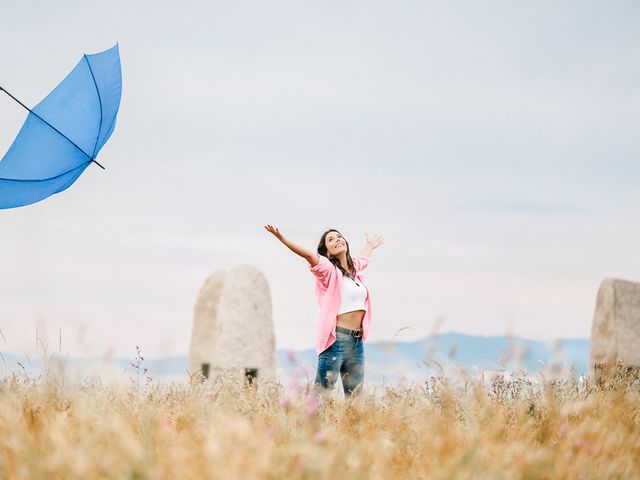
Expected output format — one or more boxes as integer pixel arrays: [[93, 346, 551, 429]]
[[314, 330, 365, 396]]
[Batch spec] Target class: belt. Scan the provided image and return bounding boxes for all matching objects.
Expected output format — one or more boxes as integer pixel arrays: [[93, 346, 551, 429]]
[[336, 325, 363, 338]]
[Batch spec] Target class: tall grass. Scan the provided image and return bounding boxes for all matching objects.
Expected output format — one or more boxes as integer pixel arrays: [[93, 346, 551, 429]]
[[1, 364, 639, 479]]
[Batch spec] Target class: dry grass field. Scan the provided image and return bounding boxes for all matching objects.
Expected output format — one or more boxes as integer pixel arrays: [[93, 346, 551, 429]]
[[1, 362, 639, 480]]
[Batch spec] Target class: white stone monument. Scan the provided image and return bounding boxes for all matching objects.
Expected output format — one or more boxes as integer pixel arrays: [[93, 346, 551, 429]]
[[189, 265, 276, 383], [590, 277, 640, 375]]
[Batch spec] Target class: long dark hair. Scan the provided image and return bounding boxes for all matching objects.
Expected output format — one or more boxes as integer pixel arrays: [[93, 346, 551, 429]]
[[317, 228, 357, 279]]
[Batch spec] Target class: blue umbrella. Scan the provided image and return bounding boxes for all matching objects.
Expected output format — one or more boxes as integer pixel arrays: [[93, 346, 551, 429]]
[[0, 44, 122, 209]]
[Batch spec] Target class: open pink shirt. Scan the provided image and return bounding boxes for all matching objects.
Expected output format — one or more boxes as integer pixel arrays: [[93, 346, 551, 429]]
[[309, 254, 372, 355]]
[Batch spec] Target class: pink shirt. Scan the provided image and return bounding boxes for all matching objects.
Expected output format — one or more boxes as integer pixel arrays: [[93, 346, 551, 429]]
[[309, 254, 372, 355]]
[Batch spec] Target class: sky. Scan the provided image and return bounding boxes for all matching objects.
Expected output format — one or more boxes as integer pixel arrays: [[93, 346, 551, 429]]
[[0, 0, 639, 359]]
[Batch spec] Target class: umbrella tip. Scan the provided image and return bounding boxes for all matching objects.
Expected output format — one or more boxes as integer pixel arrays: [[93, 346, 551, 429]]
[[91, 159, 106, 170]]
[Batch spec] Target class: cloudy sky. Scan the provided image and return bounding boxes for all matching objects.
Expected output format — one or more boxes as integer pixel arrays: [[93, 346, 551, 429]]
[[1, 1, 638, 358]]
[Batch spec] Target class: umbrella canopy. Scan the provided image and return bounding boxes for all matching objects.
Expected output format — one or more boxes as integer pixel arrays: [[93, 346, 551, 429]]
[[0, 44, 122, 209]]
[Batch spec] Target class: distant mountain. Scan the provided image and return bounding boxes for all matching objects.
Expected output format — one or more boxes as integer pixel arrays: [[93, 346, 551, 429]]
[[0, 332, 589, 384], [277, 332, 590, 383]]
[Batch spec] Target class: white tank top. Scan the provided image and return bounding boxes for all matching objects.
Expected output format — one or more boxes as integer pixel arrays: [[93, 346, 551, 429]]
[[338, 275, 368, 315]]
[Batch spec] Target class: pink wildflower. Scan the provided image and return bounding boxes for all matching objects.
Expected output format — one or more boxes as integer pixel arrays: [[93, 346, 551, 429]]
[[285, 349, 297, 364], [313, 430, 328, 444], [287, 380, 301, 396], [558, 423, 568, 438], [303, 392, 319, 418], [160, 417, 173, 432]]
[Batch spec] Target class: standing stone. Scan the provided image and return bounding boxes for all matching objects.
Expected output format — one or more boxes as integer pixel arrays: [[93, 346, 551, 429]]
[[590, 278, 640, 376], [189, 271, 227, 378], [189, 265, 276, 383]]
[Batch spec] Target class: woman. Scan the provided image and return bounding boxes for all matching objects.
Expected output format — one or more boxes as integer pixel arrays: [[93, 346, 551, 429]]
[[265, 224, 384, 396]]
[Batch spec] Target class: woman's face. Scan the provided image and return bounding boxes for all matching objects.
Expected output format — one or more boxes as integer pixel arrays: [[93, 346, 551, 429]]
[[325, 231, 347, 258]]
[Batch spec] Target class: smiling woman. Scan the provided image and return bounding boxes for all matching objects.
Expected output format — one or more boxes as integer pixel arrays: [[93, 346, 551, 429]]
[[265, 224, 384, 396]]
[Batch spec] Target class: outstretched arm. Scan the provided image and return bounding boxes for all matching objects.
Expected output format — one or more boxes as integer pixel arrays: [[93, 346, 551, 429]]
[[265, 224, 319, 267], [359, 233, 384, 258]]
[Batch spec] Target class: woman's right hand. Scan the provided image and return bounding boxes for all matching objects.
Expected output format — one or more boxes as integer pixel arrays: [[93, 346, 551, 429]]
[[265, 224, 318, 266], [264, 224, 284, 241]]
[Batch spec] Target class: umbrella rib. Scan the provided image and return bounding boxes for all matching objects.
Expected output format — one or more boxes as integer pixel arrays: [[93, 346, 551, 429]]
[[0, 161, 89, 182], [83, 55, 104, 160], [0, 86, 105, 170]]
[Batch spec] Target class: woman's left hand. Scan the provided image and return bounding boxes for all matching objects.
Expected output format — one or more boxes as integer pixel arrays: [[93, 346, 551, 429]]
[[365, 233, 384, 250]]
